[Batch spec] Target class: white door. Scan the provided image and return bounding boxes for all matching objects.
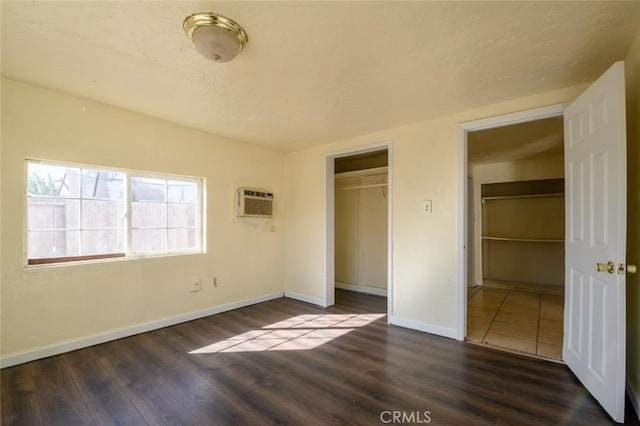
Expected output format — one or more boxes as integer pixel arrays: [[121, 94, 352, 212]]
[[361, 186, 389, 290], [563, 61, 627, 423]]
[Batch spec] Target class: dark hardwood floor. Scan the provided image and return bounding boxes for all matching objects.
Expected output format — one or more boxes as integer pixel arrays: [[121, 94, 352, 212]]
[[2, 289, 638, 425]]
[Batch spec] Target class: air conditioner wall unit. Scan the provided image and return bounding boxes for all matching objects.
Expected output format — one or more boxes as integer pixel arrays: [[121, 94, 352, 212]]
[[237, 187, 274, 218]]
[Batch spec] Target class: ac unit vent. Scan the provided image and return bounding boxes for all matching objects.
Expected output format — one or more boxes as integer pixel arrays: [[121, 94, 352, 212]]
[[237, 187, 274, 217]]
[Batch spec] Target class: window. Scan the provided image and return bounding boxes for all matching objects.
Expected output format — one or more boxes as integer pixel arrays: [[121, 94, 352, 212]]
[[131, 176, 199, 253], [27, 160, 204, 265]]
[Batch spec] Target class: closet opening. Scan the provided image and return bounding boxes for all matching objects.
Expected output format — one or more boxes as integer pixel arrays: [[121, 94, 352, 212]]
[[333, 149, 389, 311], [466, 116, 565, 361]]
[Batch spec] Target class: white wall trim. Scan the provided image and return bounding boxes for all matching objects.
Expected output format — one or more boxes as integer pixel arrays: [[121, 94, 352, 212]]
[[456, 124, 468, 341], [0, 291, 284, 369], [389, 315, 457, 339], [284, 291, 325, 306], [324, 154, 336, 308], [335, 282, 388, 297], [324, 141, 393, 315], [460, 103, 570, 132], [456, 103, 567, 341], [627, 379, 640, 422], [386, 143, 394, 320]]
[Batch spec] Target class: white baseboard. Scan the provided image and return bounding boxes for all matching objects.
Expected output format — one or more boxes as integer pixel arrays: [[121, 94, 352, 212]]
[[283, 291, 324, 306], [389, 315, 457, 340], [627, 379, 640, 422], [0, 291, 284, 369], [335, 282, 388, 297]]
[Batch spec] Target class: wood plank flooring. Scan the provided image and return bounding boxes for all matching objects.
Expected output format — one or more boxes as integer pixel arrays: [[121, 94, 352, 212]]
[[2, 289, 638, 425]]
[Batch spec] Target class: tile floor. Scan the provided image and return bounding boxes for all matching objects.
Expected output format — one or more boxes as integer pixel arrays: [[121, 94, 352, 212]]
[[466, 286, 564, 360]]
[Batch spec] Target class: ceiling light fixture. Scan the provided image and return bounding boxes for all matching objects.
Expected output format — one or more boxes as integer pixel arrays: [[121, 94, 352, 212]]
[[183, 12, 248, 63]]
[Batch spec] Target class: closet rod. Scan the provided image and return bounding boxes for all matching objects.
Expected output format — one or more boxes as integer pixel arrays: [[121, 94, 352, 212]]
[[335, 183, 388, 191]]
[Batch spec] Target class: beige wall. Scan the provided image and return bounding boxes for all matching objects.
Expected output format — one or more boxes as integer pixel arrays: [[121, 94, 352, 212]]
[[625, 29, 640, 412], [470, 157, 564, 286], [283, 85, 586, 334], [282, 148, 326, 302], [0, 78, 284, 358]]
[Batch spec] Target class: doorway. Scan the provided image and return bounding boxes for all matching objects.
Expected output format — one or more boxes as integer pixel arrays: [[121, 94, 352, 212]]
[[458, 106, 567, 360], [457, 63, 628, 423], [334, 150, 389, 302], [324, 142, 393, 316]]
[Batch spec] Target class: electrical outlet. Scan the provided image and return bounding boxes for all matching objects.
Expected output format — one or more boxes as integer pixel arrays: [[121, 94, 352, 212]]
[[190, 280, 201, 292], [423, 200, 432, 213]]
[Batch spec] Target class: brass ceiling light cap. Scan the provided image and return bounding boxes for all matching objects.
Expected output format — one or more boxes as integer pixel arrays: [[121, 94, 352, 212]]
[[183, 12, 248, 63]]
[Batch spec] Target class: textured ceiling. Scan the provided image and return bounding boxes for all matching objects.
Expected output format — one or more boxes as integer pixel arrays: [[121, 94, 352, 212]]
[[2, 1, 639, 152], [468, 116, 564, 165]]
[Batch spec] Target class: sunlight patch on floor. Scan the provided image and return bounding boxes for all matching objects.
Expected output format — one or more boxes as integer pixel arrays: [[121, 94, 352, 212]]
[[190, 313, 386, 354]]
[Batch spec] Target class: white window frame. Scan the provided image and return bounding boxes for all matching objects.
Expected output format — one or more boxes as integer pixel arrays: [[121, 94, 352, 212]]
[[128, 172, 203, 257], [25, 158, 205, 266]]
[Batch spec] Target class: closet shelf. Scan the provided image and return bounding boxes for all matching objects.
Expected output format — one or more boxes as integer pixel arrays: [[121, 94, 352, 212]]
[[482, 236, 564, 243], [335, 183, 388, 191], [482, 192, 564, 202]]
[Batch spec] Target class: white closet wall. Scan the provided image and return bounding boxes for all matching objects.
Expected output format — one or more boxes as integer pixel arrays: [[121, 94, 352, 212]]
[[335, 168, 388, 295]]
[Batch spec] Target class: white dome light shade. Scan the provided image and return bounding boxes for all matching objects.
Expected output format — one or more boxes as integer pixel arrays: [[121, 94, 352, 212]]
[[183, 13, 248, 63], [191, 26, 241, 62]]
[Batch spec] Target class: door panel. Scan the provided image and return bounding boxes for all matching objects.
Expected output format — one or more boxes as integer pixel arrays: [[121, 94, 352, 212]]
[[335, 190, 360, 285], [362, 187, 388, 289], [563, 61, 627, 423]]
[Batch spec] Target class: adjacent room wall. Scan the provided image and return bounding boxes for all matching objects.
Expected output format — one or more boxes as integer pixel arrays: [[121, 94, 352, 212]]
[[0, 78, 285, 361], [283, 84, 587, 336], [624, 28, 640, 417]]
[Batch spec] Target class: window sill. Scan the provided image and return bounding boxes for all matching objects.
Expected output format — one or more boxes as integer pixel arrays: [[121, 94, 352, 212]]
[[25, 250, 205, 269]]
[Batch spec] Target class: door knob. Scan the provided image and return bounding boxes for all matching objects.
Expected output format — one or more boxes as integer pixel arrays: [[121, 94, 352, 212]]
[[596, 261, 615, 274], [618, 263, 637, 274]]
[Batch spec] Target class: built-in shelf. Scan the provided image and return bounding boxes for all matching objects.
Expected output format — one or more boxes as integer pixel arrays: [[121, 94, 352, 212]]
[[480, 178, 565, 286], [482, 236, 564, 243], [335, 183, 388, 191], [480, 178, 564, 198], [482, 192, 564, 202]]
